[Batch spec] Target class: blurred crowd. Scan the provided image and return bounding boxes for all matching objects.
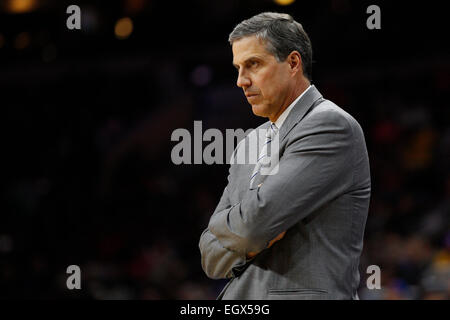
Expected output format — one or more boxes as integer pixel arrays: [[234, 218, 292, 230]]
[[2, 56, 449, 300]]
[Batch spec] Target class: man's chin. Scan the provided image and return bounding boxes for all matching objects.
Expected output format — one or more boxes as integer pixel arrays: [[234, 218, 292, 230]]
[[251, 104, 268, 118]]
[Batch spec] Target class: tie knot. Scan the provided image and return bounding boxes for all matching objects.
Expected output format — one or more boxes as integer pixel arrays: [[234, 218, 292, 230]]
[[266, 122, 278, 139]]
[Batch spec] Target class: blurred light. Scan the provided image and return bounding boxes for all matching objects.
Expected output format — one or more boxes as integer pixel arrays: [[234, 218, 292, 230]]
[[4, 0, 39, 14], [0, 33, 5, 48], [190, 65, 213, 87], [114, 17, 133, 40], [14, 32, 30, 50], [273, 0, 296, 5]]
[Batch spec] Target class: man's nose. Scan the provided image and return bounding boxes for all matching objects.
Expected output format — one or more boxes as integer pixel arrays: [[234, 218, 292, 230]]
[[236, 71, 251, 88]]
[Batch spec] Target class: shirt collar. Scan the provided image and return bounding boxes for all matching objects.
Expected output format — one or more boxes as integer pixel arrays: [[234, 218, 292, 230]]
[[273, 85, 312, 129]]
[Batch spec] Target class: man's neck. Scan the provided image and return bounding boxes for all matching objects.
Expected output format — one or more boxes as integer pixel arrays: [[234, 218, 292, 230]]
[[269, 80, 311, 123]]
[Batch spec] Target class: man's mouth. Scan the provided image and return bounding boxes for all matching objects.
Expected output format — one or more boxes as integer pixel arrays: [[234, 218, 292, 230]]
[[245, 93, 259, 102]]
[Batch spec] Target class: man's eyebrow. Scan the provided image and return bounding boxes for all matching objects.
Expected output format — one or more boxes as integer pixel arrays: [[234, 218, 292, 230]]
[[232, 56, 262, 69]]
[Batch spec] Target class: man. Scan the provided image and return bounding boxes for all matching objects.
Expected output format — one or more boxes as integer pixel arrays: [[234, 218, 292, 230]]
[[199, 12, 371, 299]]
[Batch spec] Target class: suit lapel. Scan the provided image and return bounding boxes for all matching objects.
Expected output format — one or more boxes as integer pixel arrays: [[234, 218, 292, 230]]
[[245, 85, 323, 190], [278, 85, 323, 143]]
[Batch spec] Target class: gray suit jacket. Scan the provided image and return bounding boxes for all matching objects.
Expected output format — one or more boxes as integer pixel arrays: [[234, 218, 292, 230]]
[[199, 85, 371, 299]]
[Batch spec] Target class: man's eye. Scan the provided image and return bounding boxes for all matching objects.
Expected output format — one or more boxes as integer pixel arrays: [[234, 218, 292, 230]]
[[250, 61, 258, 67]]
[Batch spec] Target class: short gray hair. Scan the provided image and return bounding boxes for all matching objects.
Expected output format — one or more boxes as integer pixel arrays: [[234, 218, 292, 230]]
[[229, 12, 313, 80]]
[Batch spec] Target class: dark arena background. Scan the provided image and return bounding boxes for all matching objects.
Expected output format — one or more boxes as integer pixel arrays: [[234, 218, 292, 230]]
[[1, 0, 449, 300]]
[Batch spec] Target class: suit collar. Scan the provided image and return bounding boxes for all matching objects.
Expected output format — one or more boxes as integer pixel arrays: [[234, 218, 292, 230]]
[[274, 85, 312, 130], [246, 85, 323, 190], [278, 84, 323, 142]]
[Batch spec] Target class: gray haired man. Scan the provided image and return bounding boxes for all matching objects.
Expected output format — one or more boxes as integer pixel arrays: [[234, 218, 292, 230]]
[[199, 12, 371, 300]]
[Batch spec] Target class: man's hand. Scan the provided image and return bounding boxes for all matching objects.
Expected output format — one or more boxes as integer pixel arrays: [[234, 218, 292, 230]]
[[267, 231, 286, 248], [246, 231, 286, 259]]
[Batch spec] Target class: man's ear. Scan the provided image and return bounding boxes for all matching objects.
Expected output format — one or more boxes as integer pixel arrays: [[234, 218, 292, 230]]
[[287, 51, 302, 75]]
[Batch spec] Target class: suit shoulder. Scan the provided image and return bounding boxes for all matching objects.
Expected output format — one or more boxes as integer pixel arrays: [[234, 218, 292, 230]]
[[304, 99, 362, 132]]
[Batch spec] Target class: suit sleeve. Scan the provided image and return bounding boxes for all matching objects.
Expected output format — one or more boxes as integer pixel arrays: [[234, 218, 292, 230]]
[[208, 109, 356, 254], [199, 183, 247, 279]]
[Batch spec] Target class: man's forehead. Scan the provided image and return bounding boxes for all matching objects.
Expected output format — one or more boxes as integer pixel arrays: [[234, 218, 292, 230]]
[[232, 36, 272, 63]]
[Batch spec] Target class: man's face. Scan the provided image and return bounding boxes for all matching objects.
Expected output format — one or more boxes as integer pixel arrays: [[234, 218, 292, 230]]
[[232, 36, 293, 120]]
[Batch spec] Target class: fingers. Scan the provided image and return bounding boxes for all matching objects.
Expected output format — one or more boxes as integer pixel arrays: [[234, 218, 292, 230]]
[[267, 231, 286, 248], [246, 231, 286, 258]]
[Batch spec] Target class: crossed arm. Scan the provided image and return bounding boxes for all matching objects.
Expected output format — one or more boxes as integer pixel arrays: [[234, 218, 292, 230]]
[[199, 185, 285, 279], [199, 110, 355, 279], [199, 185, 246, 279]]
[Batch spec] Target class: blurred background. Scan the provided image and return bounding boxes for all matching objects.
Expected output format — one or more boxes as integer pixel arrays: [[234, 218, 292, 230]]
[[0, 0, 449, 299]]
